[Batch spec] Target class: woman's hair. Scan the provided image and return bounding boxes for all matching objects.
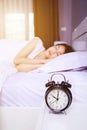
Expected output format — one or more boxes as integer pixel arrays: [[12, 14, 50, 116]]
[[56, 43, 74, 53]]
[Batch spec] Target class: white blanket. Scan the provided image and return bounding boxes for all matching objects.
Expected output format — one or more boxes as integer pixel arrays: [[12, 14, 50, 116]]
[[0, 61, 17, 91]]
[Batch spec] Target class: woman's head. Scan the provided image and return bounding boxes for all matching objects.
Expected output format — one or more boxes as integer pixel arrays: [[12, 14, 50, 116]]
[[60, 43, 74, 53], [45, 43, 74, 59]]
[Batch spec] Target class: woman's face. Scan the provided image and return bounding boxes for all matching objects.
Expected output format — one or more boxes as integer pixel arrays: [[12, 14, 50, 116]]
[[45, 45, 66, 59]]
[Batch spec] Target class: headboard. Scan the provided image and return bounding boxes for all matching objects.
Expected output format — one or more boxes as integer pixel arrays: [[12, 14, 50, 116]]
[[72, 17, 87, 51]]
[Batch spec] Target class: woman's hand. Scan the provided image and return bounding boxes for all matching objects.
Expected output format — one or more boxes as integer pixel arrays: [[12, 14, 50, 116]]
[[14, 57, 49, 72]]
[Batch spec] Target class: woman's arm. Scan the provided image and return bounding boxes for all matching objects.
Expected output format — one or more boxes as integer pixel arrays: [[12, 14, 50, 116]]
[[16, 63, 45, 72], [14, 57, 48, 65], [13, 37, 49, 72], [14, 57, 49, 72], [14, 37, 43, 65]]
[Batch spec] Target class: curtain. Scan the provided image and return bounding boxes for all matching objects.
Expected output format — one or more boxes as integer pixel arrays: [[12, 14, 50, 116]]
[[33, 0, 60, 48], [0, 0, 34, 41]]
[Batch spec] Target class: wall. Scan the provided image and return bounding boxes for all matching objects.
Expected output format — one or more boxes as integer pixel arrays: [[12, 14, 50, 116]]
[[58, 0, 72, 44]]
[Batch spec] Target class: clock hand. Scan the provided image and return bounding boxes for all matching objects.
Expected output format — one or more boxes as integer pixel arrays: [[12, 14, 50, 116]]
[[50, 99, 57, 105], [57, 90, 59, 99], [51, 94, 57, 100]]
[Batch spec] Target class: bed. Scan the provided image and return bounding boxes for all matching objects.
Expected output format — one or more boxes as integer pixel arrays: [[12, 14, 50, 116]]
[[0, 45, 87, 107], [0, 17, 87, 130]]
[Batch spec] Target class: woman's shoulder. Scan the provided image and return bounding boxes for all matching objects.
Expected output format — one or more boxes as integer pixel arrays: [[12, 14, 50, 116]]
[[30, 36, 45, 50], [28, 37, 45, 58], [34, 37, 44, 46]]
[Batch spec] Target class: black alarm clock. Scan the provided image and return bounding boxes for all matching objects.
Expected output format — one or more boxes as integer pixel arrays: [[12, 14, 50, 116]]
[[45, 73, 72, 113]]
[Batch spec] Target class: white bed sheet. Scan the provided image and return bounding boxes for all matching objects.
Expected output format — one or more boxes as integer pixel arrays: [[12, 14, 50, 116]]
[[0, 71, 50, 106], [0, 71, 87, 107]]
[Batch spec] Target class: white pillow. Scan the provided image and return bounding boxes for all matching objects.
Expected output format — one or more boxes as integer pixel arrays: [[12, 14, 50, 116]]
[[38, 51, 87, 73]]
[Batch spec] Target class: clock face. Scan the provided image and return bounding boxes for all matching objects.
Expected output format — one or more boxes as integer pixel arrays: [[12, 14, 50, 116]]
[[46, 88, 69, 112]]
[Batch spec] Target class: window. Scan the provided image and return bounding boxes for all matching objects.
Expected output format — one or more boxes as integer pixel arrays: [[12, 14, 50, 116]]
[[0, 0, 34, 41], [5, 13, 34, 40]]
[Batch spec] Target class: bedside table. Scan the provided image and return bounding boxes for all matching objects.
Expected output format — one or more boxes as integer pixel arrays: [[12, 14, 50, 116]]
[[35, 102, 87, 130], [0, 107, 42, 130]]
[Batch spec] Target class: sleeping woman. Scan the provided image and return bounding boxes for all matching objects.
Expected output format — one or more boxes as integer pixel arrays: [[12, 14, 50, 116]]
[[14, 37, 74, 72]]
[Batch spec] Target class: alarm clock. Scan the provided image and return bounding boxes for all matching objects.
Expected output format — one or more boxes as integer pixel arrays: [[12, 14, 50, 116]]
[[45, 73, 72, 113]]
